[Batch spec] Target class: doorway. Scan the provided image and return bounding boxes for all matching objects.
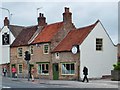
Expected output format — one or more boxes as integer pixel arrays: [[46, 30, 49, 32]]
[[53, 63, 59, 80]]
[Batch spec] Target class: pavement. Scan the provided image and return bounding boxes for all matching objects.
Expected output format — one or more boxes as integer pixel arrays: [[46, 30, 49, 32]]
[[10, 77, 119, 88]]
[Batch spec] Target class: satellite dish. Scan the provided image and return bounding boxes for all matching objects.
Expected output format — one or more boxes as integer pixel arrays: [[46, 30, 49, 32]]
[[71, 46, 78, 54]]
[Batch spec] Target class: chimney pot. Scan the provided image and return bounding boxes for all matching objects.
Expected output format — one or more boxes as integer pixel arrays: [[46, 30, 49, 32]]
[[41, 14, 44, 17], [65, 7, 69, 12], [4, 17, 9, 26], [39, 13, 42, 17]]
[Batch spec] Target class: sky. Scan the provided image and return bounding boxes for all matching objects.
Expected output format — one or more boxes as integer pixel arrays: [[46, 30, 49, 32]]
[[0, 0, 119, 45]]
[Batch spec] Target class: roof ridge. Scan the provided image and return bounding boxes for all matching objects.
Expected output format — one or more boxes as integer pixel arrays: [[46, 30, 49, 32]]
[[46, 21, 63, 26], [9, 24, 25, 27], [77, 20, 99, 30]]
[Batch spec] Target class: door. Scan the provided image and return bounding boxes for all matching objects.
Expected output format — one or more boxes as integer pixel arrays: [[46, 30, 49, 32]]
[[53, 63, 59, 80]]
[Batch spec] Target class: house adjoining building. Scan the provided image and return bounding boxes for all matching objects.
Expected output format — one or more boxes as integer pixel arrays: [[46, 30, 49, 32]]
[[0, 17, 24, 76], [10, 7, 117, 80]]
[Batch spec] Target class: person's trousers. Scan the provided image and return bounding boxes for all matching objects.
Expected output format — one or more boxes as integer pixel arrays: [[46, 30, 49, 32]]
[[82, 75, 89, 82]]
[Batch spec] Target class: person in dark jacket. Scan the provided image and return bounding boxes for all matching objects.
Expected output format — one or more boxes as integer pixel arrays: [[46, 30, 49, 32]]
[[82, 66, 89, 82], [3, 66, 7, 77]]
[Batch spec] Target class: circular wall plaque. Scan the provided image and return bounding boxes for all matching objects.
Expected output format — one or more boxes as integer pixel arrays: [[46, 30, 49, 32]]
[[71, 46, 78, 54]]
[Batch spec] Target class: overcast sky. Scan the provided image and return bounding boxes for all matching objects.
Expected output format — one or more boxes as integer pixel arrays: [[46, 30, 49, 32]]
[[0, 1, 119, 44]]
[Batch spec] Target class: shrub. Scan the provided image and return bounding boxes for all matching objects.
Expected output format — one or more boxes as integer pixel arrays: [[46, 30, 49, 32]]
[[113, 62, 120, 71]]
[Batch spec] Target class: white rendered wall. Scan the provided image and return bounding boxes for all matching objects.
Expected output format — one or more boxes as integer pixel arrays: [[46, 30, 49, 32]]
[[0, 30, 2, 64], [0, 26, 15, 64], [80, 22, 117, 79]]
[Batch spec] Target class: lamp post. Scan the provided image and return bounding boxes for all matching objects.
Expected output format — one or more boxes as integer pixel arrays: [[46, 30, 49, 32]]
[[0, 7, 12, 24]]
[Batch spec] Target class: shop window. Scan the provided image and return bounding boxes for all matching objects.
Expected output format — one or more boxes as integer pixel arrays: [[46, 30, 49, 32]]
[[38, 63, 49, 75], [62, 63, 75, 75]]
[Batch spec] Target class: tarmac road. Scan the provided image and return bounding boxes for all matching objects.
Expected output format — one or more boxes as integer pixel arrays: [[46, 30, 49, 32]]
[[1, 75, 119, 89]]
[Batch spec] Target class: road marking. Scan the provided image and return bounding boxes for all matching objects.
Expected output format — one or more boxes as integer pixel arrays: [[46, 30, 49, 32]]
[[2, 86, 11, 88]]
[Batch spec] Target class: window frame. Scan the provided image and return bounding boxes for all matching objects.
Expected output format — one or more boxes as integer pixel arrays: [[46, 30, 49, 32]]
[[29, 45, 34, 55], [61, 63, 75, 75], [18, 64, 23, 74], [43, 44, 49, 54], [96, 38, 103, 51], [38, 63, 49, 75], [17, 47, 23, 58], [55, 52, 60, 59]]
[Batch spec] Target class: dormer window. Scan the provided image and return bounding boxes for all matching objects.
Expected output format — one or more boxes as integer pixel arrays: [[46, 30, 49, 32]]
[[43, 44, 49, 54]]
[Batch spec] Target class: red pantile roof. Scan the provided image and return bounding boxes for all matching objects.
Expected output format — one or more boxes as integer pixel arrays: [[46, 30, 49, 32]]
[[52, 20, 99, 52], [11, 25, 37, 47], [32, 22, 63, 44]]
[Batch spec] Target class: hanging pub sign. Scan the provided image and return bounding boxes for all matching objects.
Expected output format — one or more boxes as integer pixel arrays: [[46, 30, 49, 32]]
[[2, 33, 10, 45]]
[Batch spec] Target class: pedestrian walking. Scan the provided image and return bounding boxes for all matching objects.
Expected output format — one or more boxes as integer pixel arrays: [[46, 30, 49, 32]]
[[82, 66, 89, 82], [31, 67, 35, 82], [12, 66, 17, 78], [2, 66, 7, 77]]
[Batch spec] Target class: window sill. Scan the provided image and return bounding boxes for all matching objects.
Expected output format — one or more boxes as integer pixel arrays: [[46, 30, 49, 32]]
[[40, 74, 49, 76], [61, 74, 75, 76]]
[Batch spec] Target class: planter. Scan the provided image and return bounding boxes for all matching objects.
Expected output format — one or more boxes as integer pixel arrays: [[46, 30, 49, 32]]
[[111, 70, 120, 81]]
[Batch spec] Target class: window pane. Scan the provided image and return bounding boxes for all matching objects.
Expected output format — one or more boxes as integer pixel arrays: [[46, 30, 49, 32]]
[[19, 65, 22, 73], [62, 64, 66, 74], [62, 63, 75, 74], [38, 64, 49, 75], [30, 46, 33, 54], [44, 45, 49, 54], [18, 48, 22, 57], [71, 64, 75, 74], [96, 38, 103, 51]]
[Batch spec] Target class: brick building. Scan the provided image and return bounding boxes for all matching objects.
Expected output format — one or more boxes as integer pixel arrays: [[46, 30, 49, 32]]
[[10, 7, 78, 80], [10, 7, 117, 80]]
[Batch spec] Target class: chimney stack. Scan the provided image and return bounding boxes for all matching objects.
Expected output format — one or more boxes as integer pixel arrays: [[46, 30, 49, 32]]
[[63, 7, 72, 23], [4, 17, 9, 26], [37, 13, 47, 26]]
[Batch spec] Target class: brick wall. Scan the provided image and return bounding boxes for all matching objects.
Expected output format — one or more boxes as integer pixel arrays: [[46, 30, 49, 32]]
[[52, 52, 80, 80]]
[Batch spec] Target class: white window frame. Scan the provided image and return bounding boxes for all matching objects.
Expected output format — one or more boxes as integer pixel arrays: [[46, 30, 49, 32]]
[[96, 38, 103, 51], [61, 63, 75, 75], [18, 64, 23, 74], [55, 53, 60, 59], [38, 63, 49, 75], [17, 48, 23, 58], [29, 45, 34, 55], [43, 44, 49, 54]]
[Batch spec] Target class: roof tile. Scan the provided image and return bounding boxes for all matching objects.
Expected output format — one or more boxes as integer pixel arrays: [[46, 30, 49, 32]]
[[11, 25, 37, 47], [32, 22, 63, 44], [52, 20, 99, 52]]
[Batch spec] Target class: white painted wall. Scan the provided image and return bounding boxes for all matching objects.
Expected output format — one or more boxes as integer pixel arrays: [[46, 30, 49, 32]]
[[0, 26, 15, 64], [0, 30, 2, 64], [80, 22, 117, 79]]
